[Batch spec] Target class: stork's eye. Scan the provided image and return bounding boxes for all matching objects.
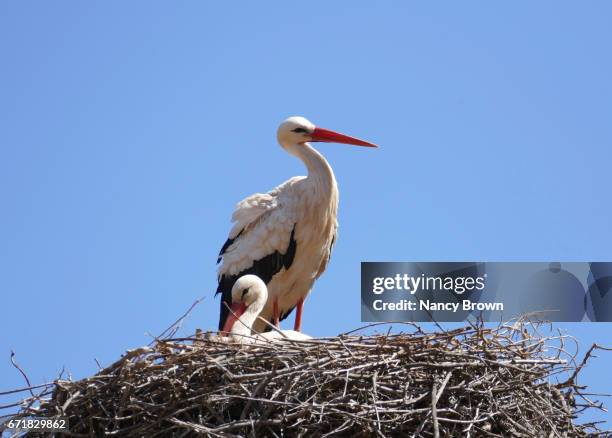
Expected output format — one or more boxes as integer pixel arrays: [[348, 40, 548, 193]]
[[292, 127, 308, 134], [241, 287, 250, 298]]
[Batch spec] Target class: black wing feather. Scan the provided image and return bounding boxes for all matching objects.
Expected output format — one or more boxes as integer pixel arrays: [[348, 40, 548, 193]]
[[217, 229, 244, 264], [217, 225, 297, 331], [279, 305, 296, 323]]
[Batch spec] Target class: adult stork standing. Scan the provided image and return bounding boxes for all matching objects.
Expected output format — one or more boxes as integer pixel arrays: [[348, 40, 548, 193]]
[[216, 116, 376, 333]]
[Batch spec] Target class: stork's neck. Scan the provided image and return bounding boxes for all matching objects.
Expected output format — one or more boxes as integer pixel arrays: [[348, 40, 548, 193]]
[[290, 143, 337, 197]]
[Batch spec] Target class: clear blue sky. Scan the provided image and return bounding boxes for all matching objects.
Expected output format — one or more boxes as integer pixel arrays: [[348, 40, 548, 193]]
[[1, 1, 610, 426]]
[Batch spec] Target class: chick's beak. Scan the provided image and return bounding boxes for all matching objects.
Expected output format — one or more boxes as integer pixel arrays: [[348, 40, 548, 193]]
[[221, 302, 248, 333]]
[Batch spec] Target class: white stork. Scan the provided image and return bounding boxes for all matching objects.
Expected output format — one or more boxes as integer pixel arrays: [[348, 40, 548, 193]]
[[223, 275, 312, 342], [216, 116, 376, 333]]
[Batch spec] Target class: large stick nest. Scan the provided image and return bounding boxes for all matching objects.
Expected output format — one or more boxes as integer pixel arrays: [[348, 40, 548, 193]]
[[2, 320, 609, 437]]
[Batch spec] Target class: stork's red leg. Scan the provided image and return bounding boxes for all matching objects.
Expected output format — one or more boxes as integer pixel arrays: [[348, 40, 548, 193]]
[[273, 298, 280, 328], [293, 297, 304, 332]]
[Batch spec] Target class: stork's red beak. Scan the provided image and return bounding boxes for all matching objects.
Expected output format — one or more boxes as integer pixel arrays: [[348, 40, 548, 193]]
[[221, 302, 247, 333], [311, 127, 377, 148]]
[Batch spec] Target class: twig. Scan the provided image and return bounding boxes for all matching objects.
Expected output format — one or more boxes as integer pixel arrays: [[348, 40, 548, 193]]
[[10, 351, 33, 397]]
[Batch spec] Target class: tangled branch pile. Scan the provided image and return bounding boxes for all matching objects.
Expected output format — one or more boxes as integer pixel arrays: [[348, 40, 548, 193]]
[[3, 321, 609, 437]]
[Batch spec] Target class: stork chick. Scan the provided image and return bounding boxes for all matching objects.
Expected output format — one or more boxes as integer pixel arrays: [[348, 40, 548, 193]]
[[221, 275, 312, 342]]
